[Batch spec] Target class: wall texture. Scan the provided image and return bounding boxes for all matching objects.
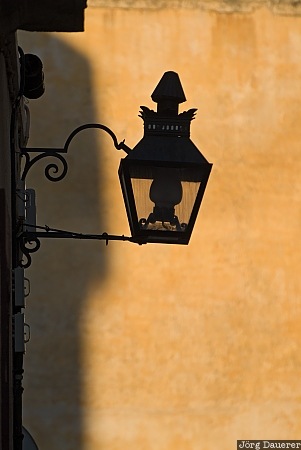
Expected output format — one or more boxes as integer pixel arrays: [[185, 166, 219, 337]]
[[19, 2, 301, 450], [89, 0, 301, 15]]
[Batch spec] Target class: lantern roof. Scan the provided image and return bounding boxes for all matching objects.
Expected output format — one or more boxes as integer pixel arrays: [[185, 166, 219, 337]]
[[125, 71, 209, 166]]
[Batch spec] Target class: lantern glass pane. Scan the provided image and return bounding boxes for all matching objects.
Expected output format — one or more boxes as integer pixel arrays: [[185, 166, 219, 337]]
[[175, 180, 201, 226], [130, 174, 202, 233], [131, 178, 153, 225]]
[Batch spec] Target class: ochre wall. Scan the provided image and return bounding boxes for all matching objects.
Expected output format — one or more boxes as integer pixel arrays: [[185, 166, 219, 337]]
[[19, 3, 301, 450]]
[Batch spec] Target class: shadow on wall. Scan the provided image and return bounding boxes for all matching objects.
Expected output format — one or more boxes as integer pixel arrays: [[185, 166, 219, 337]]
[[18, 33, 107, 450]]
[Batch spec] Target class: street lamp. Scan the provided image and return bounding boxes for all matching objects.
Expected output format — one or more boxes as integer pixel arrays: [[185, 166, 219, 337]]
[[119, 71, 212, 244], [17, 71, 212, 267]]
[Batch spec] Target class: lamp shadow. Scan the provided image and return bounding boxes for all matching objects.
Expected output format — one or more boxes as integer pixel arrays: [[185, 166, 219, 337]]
[[18, 32, 106, 450]]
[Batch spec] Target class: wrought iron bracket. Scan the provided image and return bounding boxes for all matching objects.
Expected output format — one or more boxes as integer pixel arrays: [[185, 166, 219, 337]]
[[18, 225, 146, 268], [20, 123, 132, 182], [16, 123, 136, 267]]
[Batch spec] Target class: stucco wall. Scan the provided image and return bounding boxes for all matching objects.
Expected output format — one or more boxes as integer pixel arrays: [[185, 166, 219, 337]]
[[89, 0, 301, 15], [19, 3, 301, 450]]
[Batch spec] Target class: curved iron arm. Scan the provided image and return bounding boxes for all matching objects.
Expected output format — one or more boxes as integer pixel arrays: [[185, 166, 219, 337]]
[[63, 123, 131, 154], [20, 123, 132, 182]]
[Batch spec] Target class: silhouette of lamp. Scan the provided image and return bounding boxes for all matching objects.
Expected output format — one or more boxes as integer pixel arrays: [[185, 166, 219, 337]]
[[119, 71, 212, 244], [18, 71, 212, 267]]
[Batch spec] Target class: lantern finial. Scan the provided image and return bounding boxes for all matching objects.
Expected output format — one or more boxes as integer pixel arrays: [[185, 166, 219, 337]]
[[151, 71, 186, 116]]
